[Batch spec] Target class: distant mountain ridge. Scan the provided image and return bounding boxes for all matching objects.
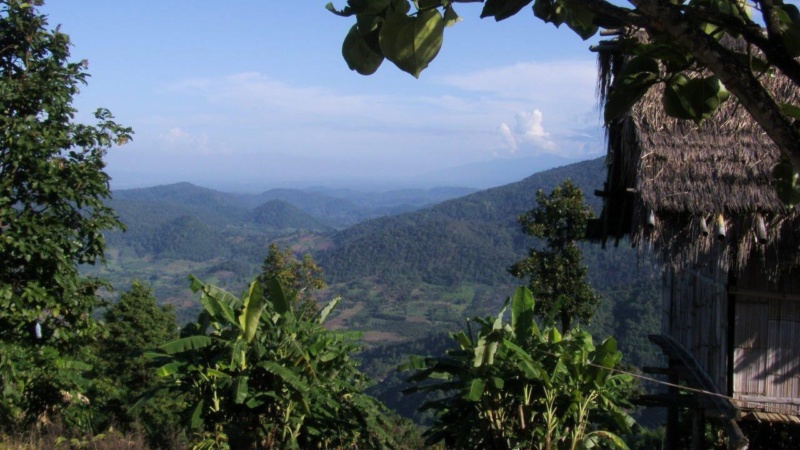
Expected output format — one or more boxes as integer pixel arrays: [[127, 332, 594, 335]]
[[103, 182, 482, 264], [110, 182, 477, 230], [103, 158, 611, 286]]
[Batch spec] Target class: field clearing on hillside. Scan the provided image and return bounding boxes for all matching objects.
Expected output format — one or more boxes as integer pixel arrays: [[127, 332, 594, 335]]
[[362, 331, 405, 343], [327, 302, 365, 329], [325, 280, 510, 344], [83, 250, 246, 323], [86, 240, 513, 344]]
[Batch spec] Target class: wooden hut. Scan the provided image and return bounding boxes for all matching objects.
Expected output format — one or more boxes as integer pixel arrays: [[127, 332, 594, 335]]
[[588, 36, 800, 448]]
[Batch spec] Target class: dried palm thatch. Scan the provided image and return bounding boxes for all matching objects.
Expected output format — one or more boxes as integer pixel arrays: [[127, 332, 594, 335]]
[[590, 36, 800, 275]]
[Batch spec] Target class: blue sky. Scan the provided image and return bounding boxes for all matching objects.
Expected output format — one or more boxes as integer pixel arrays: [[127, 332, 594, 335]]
[[42, 1, 605, 190]]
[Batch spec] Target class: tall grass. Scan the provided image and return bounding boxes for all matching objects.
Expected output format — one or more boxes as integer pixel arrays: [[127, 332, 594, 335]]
[[0, 420, 185, 450]]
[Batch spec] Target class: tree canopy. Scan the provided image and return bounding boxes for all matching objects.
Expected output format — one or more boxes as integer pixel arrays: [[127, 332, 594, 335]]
[[258, 243, 326, 319], [328, 0, 800, 190], [509, 180, 601, 331], [92, 282, 181, 447], [0, 0, 132, 347]]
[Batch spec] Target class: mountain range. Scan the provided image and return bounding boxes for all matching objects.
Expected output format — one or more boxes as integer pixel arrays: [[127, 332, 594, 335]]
[[92, 156, 660, 360]]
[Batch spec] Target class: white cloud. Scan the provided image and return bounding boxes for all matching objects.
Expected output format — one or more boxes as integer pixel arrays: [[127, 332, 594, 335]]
[[156, 72, 507, 162], [159, 127, 190, 144], [438, 60, 601, 159], [514, 110, 554, 147], [158, 127, 211, 154], [498, 109, 557, 154], [498, 123, 516, 150]]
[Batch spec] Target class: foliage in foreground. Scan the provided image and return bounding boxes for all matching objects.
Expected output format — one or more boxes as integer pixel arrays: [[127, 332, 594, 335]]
[[90, 282, 184, 448], [403, 286, 635, 450], [0, 0, 131, 348], [144, 276, 403, 449], [0, 425, 153, 450]]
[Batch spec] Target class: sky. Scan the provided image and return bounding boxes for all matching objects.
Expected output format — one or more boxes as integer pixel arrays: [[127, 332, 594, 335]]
[[41, 1, 606, 190]]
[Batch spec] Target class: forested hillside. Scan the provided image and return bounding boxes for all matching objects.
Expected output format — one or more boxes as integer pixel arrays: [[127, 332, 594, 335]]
[[72, 154, 670, 446], [318, 158, 606, 286], [250, 200, 333, 231]]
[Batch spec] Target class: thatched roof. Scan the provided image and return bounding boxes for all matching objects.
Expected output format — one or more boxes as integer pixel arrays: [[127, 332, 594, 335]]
[[588, 38, 800, 273]]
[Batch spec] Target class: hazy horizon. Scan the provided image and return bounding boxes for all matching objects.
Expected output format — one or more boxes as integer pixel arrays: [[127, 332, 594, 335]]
[[108, 153, 589, 193]]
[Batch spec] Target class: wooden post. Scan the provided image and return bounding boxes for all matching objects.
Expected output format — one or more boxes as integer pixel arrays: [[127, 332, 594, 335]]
[[691, 408, 706, 450], [665, 358, 681, 450]]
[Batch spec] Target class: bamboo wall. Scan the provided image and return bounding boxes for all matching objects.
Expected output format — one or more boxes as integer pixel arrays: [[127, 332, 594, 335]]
[[664, 254, 800, 416], [663, 256, 729, 394], [732, 261, 800, 415]]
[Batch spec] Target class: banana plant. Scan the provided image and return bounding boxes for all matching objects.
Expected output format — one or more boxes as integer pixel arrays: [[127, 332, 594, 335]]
[[140, 275, 399, 449], [402, 286, 635, 450]]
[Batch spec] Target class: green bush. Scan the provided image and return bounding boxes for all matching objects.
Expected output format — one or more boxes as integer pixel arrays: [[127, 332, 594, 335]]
[[142, 276, 402, 449], [403, 287, 636, 449]]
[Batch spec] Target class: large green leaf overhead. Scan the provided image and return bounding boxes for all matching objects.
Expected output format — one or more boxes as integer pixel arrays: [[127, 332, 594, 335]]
[[342, 24, 384, 75], [379, 8, 444, 78]]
